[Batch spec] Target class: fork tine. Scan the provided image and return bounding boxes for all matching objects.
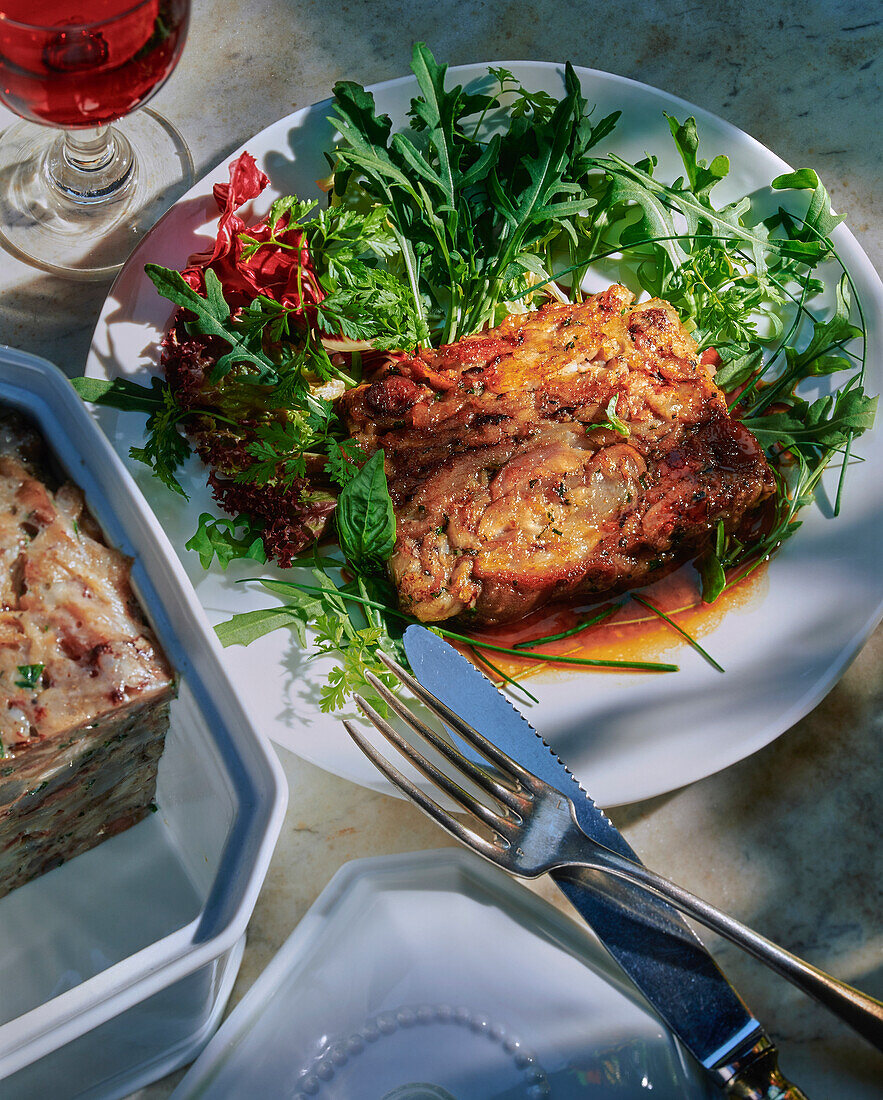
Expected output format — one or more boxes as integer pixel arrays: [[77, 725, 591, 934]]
[[342, 720, 504, 863], [352, 694, 515, 836], [363, 671, 524, 813], [376, 652, 536, 786]]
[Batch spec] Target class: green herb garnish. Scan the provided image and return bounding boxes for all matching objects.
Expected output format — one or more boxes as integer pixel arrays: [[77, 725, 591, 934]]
[[185, 513, 267, 570], [630, 593, 724, 673], [335, 449, 396, 576], [15, 664, 44, 690], [512, 603, 621, 649], [219, 575, 679, 695], [468, 646, 540, 705], [73, 46, 875, 708], [592, 396, 630, 437]]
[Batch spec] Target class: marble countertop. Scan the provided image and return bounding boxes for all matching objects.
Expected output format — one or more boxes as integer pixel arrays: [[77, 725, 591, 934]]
[[1, 1, 880, 1096]]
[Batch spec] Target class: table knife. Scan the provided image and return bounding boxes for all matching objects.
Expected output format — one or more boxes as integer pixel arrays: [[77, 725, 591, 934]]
[[403, 625, 808, 1099]]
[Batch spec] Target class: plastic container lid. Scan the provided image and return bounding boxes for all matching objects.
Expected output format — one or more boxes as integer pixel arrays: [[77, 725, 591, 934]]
[[171, 849, 708, 1099]]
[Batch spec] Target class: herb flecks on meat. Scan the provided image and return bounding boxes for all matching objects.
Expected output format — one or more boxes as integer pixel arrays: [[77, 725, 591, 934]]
[[342, 286, 776, 625]]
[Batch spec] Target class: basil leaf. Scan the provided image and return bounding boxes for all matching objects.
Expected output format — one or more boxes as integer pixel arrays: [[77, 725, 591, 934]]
[[335, 449, 396, 574]]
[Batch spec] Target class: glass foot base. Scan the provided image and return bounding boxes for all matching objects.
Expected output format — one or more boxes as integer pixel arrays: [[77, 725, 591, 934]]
[[0, 109, 194, 281]]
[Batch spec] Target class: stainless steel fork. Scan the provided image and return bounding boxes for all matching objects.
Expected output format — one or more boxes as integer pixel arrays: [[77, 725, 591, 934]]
[[343, 654, 883, 1054]]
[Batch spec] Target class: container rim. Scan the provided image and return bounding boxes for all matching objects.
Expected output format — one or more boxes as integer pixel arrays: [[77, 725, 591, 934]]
[[0, 346, 287, 1075]]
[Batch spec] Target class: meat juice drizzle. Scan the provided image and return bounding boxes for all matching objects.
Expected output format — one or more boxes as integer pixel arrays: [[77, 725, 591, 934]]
[[462, 559, 769, 683]]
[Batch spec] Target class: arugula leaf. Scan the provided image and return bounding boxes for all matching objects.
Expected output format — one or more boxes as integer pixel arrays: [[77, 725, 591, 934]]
[[335, 449, 396, 574], [332, 44, 619, 342], [742, 384, 877, 450], [145, 265, 281, 384], [71, 375, 167, 413], [598, 151, 774, 274], [666, 114, 729, 201], [185, 512, 267, 570], [605, 165, 683, 282], [791, 275, 861, 372], [771, 168, 844, 243], [745, 276, 861, 416], [216, 606, 311, 648]]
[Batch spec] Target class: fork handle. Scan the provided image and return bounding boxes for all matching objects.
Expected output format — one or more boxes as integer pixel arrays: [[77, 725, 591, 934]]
[[561, 852, 883, 1053]]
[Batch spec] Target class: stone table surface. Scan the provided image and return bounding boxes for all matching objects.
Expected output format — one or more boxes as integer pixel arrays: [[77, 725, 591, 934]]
[[0, 1, 880, 1097]]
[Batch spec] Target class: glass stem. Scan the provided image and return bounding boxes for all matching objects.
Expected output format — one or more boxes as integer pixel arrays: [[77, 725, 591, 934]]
[[47, 125, 135, 205]]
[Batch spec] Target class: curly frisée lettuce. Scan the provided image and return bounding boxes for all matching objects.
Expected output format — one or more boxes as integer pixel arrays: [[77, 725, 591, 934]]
[[73, 43, 876, 710]]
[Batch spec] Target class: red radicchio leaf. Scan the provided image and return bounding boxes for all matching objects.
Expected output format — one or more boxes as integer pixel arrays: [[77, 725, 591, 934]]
[[181, 152, 268, 289], [162, 152, 344, 565], [180, 151, 324, 317]]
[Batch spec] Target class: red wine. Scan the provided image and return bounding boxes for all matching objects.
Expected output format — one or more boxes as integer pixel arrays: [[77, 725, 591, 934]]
[[0, 0, 189, 128]]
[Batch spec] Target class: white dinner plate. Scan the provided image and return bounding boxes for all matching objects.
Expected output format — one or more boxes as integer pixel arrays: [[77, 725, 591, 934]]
[[86, 61, 883, 807]]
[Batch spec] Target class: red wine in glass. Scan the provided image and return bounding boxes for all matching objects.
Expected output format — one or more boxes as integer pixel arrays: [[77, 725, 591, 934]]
[[0, 0, 192, 277], [0, 0, 188, 127]]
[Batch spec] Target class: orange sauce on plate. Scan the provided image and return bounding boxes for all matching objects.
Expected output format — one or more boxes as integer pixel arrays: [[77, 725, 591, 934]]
[[458, 560, 768, 683]]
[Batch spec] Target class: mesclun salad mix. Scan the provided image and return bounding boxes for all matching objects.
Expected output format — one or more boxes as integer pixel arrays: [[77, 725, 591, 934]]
[[75, 44, 876, 710]]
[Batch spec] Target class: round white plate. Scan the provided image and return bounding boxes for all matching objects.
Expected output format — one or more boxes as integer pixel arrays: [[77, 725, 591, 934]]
[[86, 61, 883, 806]]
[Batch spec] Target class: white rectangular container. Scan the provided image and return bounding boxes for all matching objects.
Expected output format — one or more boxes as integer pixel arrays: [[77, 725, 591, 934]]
[[0, 346, 287, 1098]]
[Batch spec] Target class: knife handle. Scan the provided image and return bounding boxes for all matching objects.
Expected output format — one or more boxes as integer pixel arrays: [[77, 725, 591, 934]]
[[721, 1038, 809, 1099]]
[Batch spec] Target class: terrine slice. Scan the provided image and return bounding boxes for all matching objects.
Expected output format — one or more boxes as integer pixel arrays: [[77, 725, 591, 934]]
[[0, 421, 175, 900]]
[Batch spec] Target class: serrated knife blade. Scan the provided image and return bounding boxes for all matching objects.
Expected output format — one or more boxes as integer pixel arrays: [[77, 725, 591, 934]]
[[402, 625, 788, 1094]]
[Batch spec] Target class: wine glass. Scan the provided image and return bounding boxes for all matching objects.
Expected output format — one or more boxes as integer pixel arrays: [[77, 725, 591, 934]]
[[0, 0, 193, 279]]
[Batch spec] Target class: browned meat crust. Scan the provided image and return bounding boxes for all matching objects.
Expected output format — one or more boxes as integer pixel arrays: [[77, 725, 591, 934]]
[[0, 416, 175, 898], [341, 285, 776, 625]]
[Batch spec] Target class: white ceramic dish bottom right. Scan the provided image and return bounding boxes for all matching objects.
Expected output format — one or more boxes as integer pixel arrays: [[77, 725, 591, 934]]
[[171, 850, 711, 1099]]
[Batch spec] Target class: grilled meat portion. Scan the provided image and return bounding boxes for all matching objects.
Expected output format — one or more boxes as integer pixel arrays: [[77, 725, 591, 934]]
[[341, 285, 776, 625]]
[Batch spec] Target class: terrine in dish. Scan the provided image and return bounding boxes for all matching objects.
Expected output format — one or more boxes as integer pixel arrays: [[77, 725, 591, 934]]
[[0, 411, 174, 900]]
